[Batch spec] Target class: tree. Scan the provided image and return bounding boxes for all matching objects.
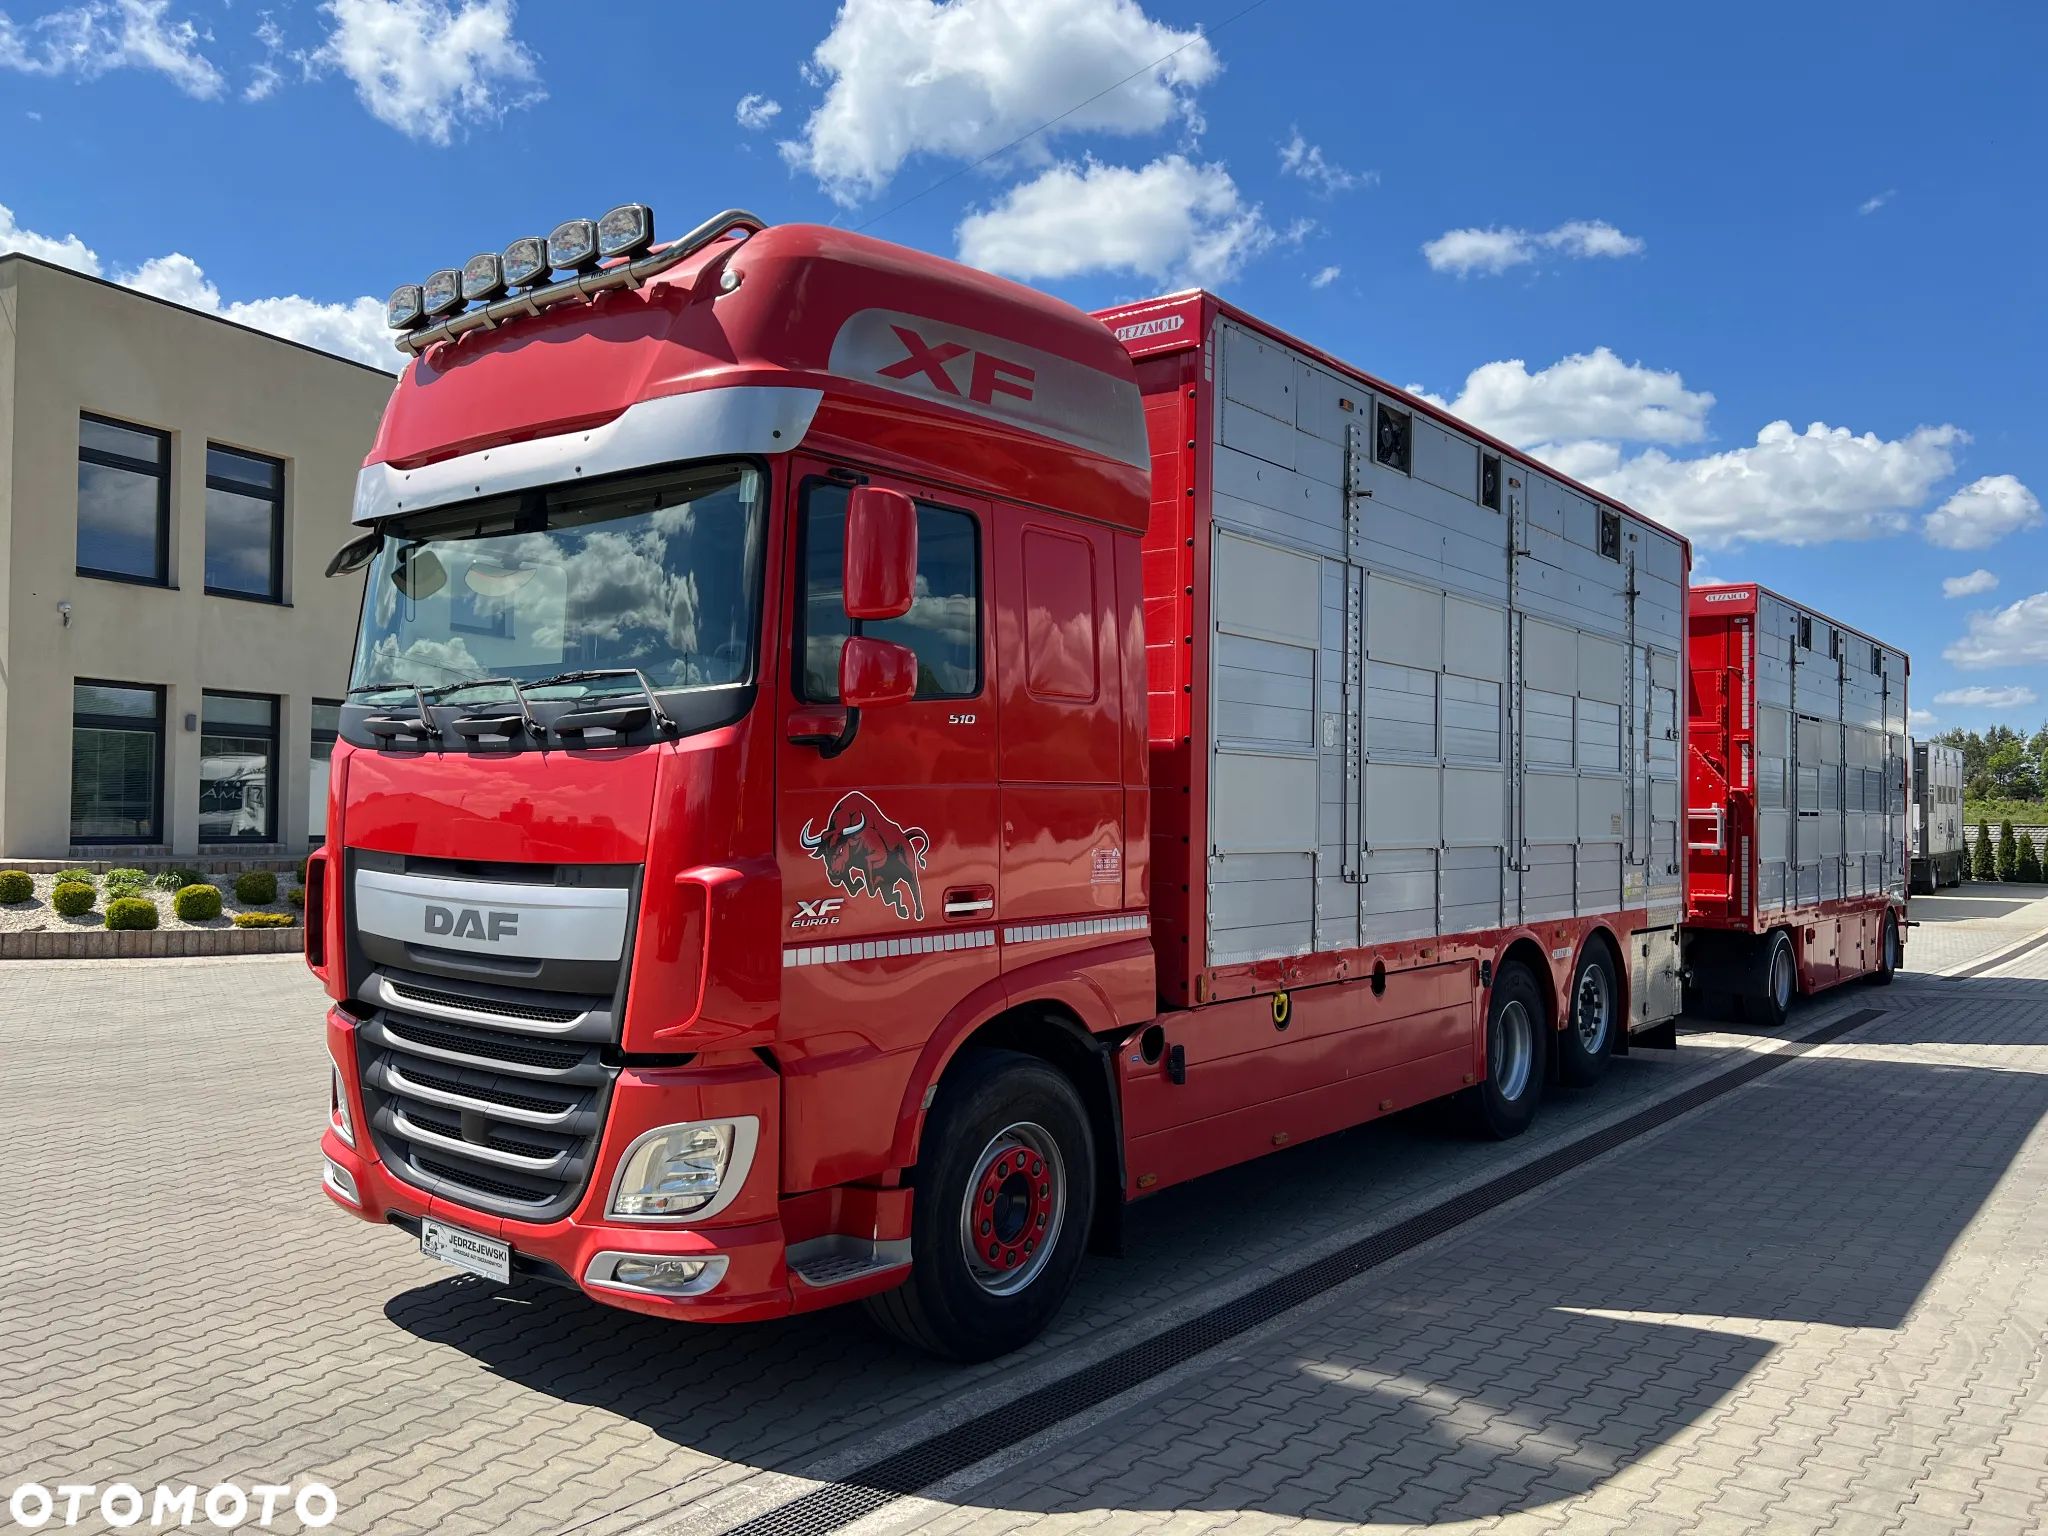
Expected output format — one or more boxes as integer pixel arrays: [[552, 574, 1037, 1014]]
[[1998, 820, 2020, 882], [2018, 832, 2044, 884], [1974, 821, 1997, 880]]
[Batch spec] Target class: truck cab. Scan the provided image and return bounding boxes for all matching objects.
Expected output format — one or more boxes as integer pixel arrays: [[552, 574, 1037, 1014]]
[[315, 210, 1155, 1356]]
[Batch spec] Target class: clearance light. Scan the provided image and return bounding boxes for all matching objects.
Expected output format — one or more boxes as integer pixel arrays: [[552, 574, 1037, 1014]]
[[502, 235, 548, 289], [421, 268, 463, 319], [547, 217, 599, 273], [386, 284, 424, 331], [597, 203, 655, 260], [460, 251, 506, 303]]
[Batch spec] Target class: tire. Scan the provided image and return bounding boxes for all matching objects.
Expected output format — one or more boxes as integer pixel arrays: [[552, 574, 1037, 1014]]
[[862, 1049, 1095, 1360], [1872, 911, 1899, 986], [1465, 963, 1547, 1139], [1556, 943, 1619, 1088], [1740, 929, 1797, 1029]]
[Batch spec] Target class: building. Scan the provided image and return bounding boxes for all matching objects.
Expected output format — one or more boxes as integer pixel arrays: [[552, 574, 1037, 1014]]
[[0, 254, 395, 860]]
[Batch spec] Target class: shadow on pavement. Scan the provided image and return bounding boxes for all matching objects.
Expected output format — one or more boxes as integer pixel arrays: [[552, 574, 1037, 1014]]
[[384, 993, 2048, 1528]]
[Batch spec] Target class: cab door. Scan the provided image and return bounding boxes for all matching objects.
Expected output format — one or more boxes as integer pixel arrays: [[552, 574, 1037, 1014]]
[[775, 465, 1000, 1190]]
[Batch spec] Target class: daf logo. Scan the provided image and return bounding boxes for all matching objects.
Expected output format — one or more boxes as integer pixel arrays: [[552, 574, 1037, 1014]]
[[425, 904, 519, 942]]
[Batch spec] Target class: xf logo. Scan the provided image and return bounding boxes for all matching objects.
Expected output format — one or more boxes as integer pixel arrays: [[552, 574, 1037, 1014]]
[[879, 325, 1036, 406], [792, 897, 845, 929]]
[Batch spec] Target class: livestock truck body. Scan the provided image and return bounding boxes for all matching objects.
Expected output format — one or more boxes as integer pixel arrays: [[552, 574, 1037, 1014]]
[[1910, 740, 1966, 892], [1683, 583, 1909, 1024], [313, 205, 1702, 1358]]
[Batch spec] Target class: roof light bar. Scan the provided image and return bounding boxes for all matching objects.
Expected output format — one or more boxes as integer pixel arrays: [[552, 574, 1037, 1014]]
[[597, 203, 655, 260], [502, 235, 548, 289], [421, 268, 463, 319], [460, 252, 506, 304], [386, 284, 425, 331], [547, 218, 599, 273]]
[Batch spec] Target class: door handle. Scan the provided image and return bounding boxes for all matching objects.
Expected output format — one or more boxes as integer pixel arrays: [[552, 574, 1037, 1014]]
[[943, 884, 994, 921]]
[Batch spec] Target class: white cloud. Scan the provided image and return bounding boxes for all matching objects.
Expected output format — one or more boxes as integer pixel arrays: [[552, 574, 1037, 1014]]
[[957, 154, 1272, 287], [2, 204, 391, 369], [1943, 569, 1999, 598], [1310, 264, 1340, 289], [734, 91, 781, 130], [1909, 707, 1936, 730], [1932, 685, 2038, 710], [1947, 593, 2048, 670], [1415, 348, 1714, 449], [312, 0, 541, 144], [0, 0, 224, 97], [1923, 474, 2043, 550], [1279, 130, 1366, 196], [781, 0, 1220, 205], [1575, 421, 1967, 550], [1858, 189, 1896, 215], [1422, 218, 1644, 277], [244, 11, 283, 101]]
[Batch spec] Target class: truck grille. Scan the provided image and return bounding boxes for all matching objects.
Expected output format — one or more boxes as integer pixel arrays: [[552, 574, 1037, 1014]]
[[357, 1003, 616, 1221]]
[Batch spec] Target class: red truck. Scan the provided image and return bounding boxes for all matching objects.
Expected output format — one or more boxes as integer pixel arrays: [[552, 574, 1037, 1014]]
[[315, 205, 1695, 1359], [1683, 583, 1909, 1023]]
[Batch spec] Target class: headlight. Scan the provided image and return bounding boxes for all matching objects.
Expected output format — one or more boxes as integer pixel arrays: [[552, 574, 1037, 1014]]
[[547, 217, 598, 273], [331, 1064, 355, 1147], [502, 235, 548, 289], [386, 284, 424, 331], [609, 1121, 746, 1218], [461, 251, 506, 303], [421, 267, 463, 318], [597, 203, 654, 260]]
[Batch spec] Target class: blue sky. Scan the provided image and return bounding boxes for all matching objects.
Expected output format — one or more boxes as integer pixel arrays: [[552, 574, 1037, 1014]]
[[3, 0, 2044, 733]]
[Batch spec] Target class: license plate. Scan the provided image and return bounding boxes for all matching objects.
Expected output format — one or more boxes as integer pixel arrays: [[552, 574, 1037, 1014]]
[[421, 1218, 511, 1285]]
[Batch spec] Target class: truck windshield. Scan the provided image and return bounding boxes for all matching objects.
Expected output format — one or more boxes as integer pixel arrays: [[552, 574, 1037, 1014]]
[[349, 461, 764, 700]]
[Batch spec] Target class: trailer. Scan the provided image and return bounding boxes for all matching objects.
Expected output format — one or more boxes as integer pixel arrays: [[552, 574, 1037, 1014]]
[[1911, 739, 1966, 891], [1683, 584, 1908, 1024]]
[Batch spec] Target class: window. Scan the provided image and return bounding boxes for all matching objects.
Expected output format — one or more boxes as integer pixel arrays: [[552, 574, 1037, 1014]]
[[1872, 644, 1884, 674], [308, 699, 341, 843], [1598, 508, 1622, 562], [1479, 453, 1501, 511], [1374, 402, 1411, 473], [77, 414, 170, 584], [798, 483, 980, 702], [1798, 615, 1814, 650], [205, 446, 285, 601], [200, 691, 278, 844], [71, 682, 165, 844]]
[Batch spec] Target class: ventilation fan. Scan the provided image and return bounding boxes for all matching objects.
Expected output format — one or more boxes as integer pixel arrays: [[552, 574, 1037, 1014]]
[[1375, 405, 1410, 471]]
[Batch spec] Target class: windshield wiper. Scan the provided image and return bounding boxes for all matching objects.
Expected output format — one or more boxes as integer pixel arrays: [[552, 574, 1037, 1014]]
[[434, 677, 545, 742], [359, 683, 442, 742], [531, 668, 679, 738]]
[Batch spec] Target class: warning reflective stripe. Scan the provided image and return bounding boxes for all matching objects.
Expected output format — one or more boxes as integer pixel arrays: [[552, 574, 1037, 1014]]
[[1003, 914, 1150, 945], [784, 929, 995, 968]]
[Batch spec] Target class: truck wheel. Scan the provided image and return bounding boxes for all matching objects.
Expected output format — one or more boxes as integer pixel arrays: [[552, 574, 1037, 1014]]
[[1556, 944, 1618, 1088], [1466, 964, 1546, 1139], [1872, 912, 1899, 986], [863, 1049, 1095, 1361], [1741, 930, 1797, 1029]]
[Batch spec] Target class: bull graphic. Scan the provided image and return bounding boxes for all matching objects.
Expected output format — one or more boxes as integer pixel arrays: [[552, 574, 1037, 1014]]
[[798, 792, 931, 921]]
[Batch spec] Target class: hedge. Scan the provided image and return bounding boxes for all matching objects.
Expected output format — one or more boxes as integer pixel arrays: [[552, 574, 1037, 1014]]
[[52, 881, 96, 916], [0, 870, 32, 903], [105, 896, 159, 930], [233, 870, 278, 905], [173, 884, 224, 921], [232, 911, 296, 929]]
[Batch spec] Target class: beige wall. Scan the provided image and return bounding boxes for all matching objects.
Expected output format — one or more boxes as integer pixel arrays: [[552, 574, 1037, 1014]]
[[0, 256, 395, 857]]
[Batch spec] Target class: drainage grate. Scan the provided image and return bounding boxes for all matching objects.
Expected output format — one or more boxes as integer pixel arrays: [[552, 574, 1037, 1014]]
[[712, 1006, 1886, 1536]]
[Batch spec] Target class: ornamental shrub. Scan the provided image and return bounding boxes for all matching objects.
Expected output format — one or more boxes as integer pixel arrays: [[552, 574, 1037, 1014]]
[[0, 870, 33, 903], [54, 867, 95, 887], [233, 870, 278, 904], [52, 881, 96, 917], [286, 885, 306, 909], [1998, 821, 2019, 882], [153, 866, 204, 891], [232, 911, 295, 928], [2020, 834, 2045, 884], [173, 884, 224, 921], [1974, 822, 1996, 881], [104, 873, 150, 900], [104, 896, 159, 930]]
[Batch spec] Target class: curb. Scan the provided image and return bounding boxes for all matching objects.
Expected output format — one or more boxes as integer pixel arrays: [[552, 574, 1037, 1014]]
[[0, 927, 302, 960]]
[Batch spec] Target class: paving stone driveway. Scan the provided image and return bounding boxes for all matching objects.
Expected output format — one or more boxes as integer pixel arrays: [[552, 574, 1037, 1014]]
[[2, 888, 2045, 1536]]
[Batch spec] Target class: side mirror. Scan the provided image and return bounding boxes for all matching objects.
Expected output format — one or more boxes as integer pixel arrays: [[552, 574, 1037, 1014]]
[[844, 486, 916, 620], [840, 636, 916, 710], [325, 530, 382, 578]]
